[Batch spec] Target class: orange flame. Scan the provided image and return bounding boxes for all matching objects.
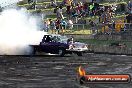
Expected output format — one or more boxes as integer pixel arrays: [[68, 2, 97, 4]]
[[78, 66, 86, 76]]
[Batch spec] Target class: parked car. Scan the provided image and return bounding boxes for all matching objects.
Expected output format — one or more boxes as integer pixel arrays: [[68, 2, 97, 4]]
[[30, 34, 88, 56]]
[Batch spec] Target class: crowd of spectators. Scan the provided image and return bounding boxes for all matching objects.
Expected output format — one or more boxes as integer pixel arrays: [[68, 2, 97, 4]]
[[53, 0, 102, 21], [43, 18, 73, 34], [43, 0, 99, 34], [42, 0, 132, 34]]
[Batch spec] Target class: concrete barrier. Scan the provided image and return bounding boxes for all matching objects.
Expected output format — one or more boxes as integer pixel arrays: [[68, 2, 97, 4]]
[[90, 45, 132, 55]]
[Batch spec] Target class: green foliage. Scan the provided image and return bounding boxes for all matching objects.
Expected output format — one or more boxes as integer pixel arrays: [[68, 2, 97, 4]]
[[17, 1, 26, 5]]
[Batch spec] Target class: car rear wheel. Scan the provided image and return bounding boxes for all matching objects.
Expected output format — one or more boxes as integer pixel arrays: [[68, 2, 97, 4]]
[[58, 48, 65, 57]]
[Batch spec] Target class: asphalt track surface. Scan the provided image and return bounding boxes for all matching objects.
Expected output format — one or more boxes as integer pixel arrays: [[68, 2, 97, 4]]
[[0, 54, 132, 88]]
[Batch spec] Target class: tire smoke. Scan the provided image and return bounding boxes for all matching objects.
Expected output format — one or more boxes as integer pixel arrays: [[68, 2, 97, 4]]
[[0, 6, 46, 55]]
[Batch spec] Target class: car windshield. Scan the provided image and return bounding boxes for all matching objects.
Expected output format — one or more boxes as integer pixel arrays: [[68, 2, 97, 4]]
[[52, 35, 68, 43]]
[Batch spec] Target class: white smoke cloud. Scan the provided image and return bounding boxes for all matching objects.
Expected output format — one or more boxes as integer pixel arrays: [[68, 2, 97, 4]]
[[0, 1, 47, 55], [0, 0, 22, 7]]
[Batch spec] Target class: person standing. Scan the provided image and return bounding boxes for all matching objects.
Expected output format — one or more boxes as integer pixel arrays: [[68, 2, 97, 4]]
[[49, 19, 56, 34], [43, 21, 48, 32], [66, 0, 73, 14], [50, 0, 57, 7], [61, 19, 67, 34], [127, 1, 132, 14], [68, 20, 73, 30], [55, 18, 61, 34], [58, 5, 64, 19], [89, 20, 96, 34]]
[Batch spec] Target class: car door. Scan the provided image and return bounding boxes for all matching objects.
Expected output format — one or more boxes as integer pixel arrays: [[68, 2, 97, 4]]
[[47, 36, 61, 54], [50, 36, 69, 54], [40, 35, 53, 53]]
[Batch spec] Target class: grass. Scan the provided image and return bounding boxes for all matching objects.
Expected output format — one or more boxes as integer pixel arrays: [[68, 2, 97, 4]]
[[78, 39, 132, 48], [17, 1, 62, 6], [45, 15, 57, 19], [48, 29, 92, 34], [100, 1, 127, 6], [27, 8, 54, 12], [65, 30, 92, 34]]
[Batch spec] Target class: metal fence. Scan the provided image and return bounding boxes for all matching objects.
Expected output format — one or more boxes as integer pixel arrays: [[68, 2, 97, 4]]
[[48, 23, 132, 34], [70, 23, 132, 30]]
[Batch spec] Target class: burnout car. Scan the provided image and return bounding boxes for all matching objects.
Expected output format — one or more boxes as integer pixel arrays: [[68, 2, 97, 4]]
[[30, 34, 88, 56]]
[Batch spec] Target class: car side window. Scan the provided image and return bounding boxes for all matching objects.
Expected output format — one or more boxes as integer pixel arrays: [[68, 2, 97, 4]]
[[52, 36, 60, 42], [44, 35, 52, 42]]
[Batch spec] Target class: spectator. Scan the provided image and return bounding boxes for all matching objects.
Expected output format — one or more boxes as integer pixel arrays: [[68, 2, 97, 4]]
[[59, 5, 64, 19], [127, 1, 132, 14], [56, 5, 64, 19], [61, 19, 67, 33], [49, 19, 56, 34], [62, 0, 67, 5], [112, 20, 115, 30], [55, 18, 61, 34], [78, 2, 85, 17], [126, 13, 132, 29], [93, 2, 100, 15], [43, 21, 49, 32], [47, 19, 50, 29], [83, 1, 88, 11], [89, 20, 96, 34], [100, 12, 106, 23], [56, 6, 59, 17], [89, 3, 95, 16], [106, 8, 113, 23], [71, 7, 78, 17], [126, 13, 132, 23], [115, 20, 122, 33], [68, 20, 73, 30], [71, 7, 78, 23], [66, 0, 73, 14], [50, 0, 57, 7], [76, 2, 83, 17]]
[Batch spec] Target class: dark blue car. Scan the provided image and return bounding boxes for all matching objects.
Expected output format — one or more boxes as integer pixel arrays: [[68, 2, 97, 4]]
[[30, 34, 88, 56]]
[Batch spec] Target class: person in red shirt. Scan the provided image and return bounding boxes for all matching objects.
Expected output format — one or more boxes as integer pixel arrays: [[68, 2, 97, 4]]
[[55, 18, 61, 34]]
